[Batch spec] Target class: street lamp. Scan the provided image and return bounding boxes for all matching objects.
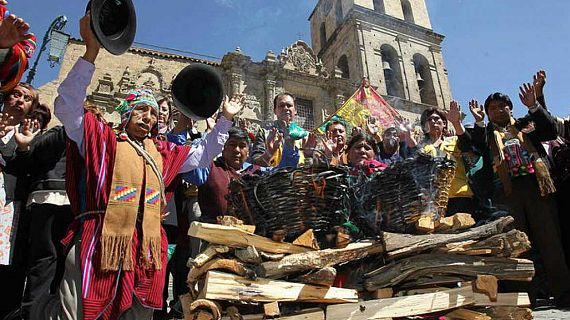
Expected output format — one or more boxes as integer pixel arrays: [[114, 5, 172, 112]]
[[25, 15, 68, 85]]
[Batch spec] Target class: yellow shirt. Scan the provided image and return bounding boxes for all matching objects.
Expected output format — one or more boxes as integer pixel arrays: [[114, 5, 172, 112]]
[[421, 136, 473, 199]]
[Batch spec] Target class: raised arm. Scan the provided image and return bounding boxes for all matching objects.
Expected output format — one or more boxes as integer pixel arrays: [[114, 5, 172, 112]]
[[54, 13, 100, 155], [178, 94, 244, 173]]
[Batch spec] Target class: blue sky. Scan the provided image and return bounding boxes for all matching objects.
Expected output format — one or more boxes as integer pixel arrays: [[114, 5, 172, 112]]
[[9, 0, 570, 121]]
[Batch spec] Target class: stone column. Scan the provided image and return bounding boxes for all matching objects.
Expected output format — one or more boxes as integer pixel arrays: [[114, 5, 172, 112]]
[[264, 79, 276, 123]]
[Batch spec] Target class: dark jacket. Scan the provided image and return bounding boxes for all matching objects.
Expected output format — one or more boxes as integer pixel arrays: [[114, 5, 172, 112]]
[[12, 125, 67, 194]]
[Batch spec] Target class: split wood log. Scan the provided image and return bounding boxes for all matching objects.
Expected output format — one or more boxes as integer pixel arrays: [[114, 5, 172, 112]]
[[364, 254, 534, 290], [451, 213, 476, 230], [396, 287, 449, 296], [473, 275, 498, 302], [474, 306, 533, 320], [437, 216, 455, 231], [259, 240, 383, 279], [221, 308, 327, 320], [416, 216, 436, 233], [383, 216, 513, 260], [259, 252, 285, 261], [444, 308, 491, 320], [187, 299, 221, 320], [292, 229, 320, 250], [216, 216, 256, 234], [188, 245, 230, 268], [202, 271, 358, 303], [188, 222, 311, 254], [398, 275, 466, 289], [437, 230, 531, 258], [187, 258, 250, 287], [326, 284, 475, 320], [279, 308, 326, 320], [372, 287, 394, 299], [292, 267, 336, 287], [474, 292, 531, 307], [234, 246, 262, 264], [263, 302, 280, 318]]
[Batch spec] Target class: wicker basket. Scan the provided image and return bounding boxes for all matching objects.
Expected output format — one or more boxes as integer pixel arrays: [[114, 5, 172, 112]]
[[227, 165, 351, 241], [353, 153, 456, 234]]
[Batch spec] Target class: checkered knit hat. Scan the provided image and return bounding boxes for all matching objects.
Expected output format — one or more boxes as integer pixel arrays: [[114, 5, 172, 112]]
[[116, 88, 159, 137]]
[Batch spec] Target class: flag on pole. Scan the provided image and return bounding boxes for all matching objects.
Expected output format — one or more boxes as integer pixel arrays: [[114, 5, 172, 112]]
[[316, 78, 403, 133]]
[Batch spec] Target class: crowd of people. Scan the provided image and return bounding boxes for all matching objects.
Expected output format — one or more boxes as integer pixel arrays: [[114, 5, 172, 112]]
[[1, 4, 570, 320]]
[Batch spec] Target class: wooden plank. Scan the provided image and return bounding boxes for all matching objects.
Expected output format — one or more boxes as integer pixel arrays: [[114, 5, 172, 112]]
[[187, 258, 249, 285], [364, 254, 534, 290], [474, 292, 531, 307], [279, 308, 326, 320], [445, 308, 491, 320], [188, 222, 311, 254], [292, 267, 336, 287], [384, 216, 514, 260], [216, 215, 256, 233], [260, 240, 383, 278], [326, 285, 475, 320], [203, 271, 358, 304], [188, 244, 229, 268], [437, 230, 531, 258]]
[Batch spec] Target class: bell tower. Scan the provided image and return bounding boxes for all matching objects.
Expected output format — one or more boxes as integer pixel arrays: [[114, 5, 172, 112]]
[[309, 0, 452, 117]]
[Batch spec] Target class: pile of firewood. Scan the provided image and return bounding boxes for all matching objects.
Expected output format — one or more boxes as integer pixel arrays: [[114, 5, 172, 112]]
[[180, 214, 535, 320]]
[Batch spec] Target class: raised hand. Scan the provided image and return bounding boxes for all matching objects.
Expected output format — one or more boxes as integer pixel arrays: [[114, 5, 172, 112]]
[[265, 127, 283, 156], [221, 94, 246, 121], [0, 1, 8, 5], [398, 119, 417, 147], [446, 100, 462, 125], [302, 132, 318, 155], [0, 13, 34, 49], [519, 83, 536, 108], [351, 126, 363, 137], [366, 116, 379, 136], [14, 118, 40, 151], [468, 99, 485, 122], [0, 112, 15, 138], [320, 132, 337, 158], [533, 70, 546, 98], [80, 13, 100, 63], [205, 113, 217, 132]]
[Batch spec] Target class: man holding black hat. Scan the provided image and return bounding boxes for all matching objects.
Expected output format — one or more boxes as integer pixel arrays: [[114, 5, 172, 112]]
[[33, 13, 243, 320]]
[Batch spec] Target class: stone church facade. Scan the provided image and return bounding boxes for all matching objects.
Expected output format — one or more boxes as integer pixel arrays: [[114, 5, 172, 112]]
[[39, 0, 451, 130]]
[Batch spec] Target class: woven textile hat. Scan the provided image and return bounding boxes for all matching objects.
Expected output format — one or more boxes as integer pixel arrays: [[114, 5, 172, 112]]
[[116, 88, 159, 137]]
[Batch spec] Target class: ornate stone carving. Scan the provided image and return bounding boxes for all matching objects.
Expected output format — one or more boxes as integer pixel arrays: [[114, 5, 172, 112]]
[[95, 73, 114, 94], [230, 73, 242, 96], [280, 40, 318, 74], [118, 67, 132, 93], [136, 71, 161, 91]]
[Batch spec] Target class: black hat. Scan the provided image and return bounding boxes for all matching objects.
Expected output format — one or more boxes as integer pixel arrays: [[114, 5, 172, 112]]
[[171, 64, 224, 120], [86, 0, 136, 55]]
